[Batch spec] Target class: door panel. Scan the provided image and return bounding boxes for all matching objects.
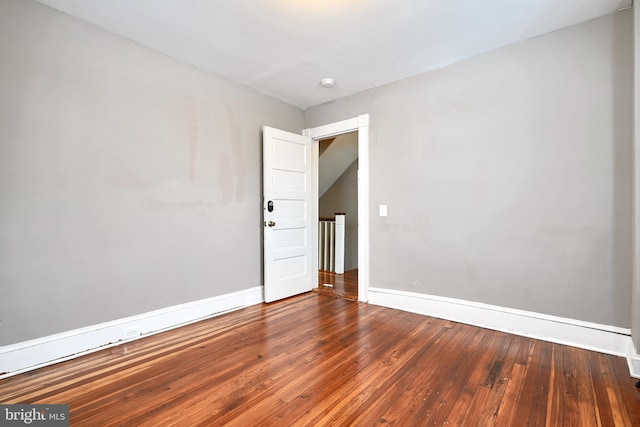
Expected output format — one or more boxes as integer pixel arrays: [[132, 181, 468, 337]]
[[263, 127, 313, 302]]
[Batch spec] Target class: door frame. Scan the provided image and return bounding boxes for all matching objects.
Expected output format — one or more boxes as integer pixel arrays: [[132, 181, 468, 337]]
[[303, 114, 370, 302]]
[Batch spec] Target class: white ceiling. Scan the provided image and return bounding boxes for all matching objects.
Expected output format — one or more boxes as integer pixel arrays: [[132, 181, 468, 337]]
[[36, 0, 632, 110]]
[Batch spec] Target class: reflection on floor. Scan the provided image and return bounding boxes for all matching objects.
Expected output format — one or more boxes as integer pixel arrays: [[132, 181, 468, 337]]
[[314, 269, 358, 301]]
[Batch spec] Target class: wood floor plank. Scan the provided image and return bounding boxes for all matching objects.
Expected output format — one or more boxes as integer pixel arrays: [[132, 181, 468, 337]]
[[263, 312, 436, 425], [588, 351, 616, 426], [593, 352, 633, 426], [494, 361, 529, 426], [562, 346, 583, 426], [611, 355, 640, 423], [544, 343, 564, 426], [343, 323, 473, 425], [415, 328, 494, 424], [119, 297, 359, 426], [316, 269, 358, 301], [475, 335, 527, 426], [1, 293, 638, 426], [529, 341, 553, 426], [511, 340, 538, 423], [75, 300, 328, 424], [187, 300, 379, 425], [307, 319, 458, 425], [376, 325, 479, 424], [574, 347, 600, 426], [459, 383, 493, 426]]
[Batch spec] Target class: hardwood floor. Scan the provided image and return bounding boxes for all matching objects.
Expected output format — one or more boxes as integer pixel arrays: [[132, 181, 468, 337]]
[[315, 269, 358, 300], [1, 293, 638, 426]]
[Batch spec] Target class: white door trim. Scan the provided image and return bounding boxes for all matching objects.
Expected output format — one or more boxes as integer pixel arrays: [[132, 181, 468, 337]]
[[303, 114, 370, 302]]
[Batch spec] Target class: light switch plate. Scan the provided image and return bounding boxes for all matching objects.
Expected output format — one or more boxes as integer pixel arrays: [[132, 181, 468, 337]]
[[379, 204, 387, 217]]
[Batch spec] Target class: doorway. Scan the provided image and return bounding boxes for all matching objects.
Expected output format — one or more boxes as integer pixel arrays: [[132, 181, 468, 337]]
[[303, 114, 370, 303], [315, 132, 359, 300]]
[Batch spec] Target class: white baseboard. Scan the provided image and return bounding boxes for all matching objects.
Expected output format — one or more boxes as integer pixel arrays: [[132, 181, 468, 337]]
[[627, 340, 640, 379], [0, 286, 263, 379], [368, 287, 633, 365]]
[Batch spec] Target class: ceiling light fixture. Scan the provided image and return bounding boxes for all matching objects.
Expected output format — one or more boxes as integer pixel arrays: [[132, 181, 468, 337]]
[[320, 78, 336, 88]]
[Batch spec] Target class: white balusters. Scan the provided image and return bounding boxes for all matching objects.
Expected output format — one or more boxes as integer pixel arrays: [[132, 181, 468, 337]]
[[318, 214, 345, 274]]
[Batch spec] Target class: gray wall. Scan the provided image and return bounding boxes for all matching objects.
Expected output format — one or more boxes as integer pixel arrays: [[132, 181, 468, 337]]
[[0, 0, 303, 345], [306, 11, 634, 327], [320, 160, 359, 271]]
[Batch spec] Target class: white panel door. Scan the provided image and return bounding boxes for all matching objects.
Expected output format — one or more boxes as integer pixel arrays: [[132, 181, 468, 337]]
[[263, 127, 313, 302]]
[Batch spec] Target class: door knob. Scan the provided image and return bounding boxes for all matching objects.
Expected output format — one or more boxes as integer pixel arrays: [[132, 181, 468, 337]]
[[267, 221, 276, 227]]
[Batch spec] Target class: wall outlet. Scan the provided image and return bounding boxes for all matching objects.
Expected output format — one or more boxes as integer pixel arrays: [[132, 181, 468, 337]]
[[122, 326, 141, 340]]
